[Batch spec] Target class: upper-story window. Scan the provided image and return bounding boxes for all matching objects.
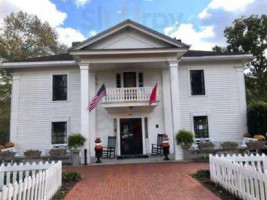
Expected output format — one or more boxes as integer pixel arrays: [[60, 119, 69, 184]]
[[190, 70, 205, 95], [51, 121, 67, 144], [193, 116, 209, 138], [116, 72, 143, 88], [53, 74, 67, 101]]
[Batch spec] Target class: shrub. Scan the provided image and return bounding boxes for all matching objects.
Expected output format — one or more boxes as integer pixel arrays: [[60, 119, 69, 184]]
[[68, 133, 86, 149], [62, 171, 82, 183], [247, 101, 267, 135], [176, 129, 194, 148]]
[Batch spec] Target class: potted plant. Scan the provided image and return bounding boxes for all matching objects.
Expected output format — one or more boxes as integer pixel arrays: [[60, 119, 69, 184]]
[[68, 133, 86, 166], [221, 142, 238, 149], [176, 129, 194, 149], [0, 151, 16, 159], [198, 142, 214, 150], [94, 137, 103, 163], [49, 149, 66, 158], [246, 134, 266, 148], [162, 134, 170, 160], [24, 149, 42, 158]]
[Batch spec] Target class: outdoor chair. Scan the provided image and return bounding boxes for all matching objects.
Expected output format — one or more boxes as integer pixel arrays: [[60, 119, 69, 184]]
[[151, 134, 164, 156], [102, 136, 117, 158]]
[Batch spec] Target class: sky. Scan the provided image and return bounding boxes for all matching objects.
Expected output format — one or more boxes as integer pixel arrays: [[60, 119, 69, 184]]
[[0, 0, 266, 50]]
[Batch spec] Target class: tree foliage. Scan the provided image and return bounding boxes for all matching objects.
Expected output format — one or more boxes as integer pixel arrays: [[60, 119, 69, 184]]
[[213, 15, 267, 103], [0, 11, 67, 143]]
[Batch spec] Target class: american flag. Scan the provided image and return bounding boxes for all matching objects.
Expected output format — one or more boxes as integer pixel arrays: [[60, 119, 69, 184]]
[[88, 84, 106, 112]]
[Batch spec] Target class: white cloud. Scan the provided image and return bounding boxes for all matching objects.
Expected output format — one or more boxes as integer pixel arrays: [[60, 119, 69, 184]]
[[116, 10, 122, 15], [0, 0, 67, 27], [164, 23, 216, 50], [0, 0, 87, 47], [71, 0, 91, 7], [89, 30, 97, 36], [199, 0, 255, 19], [56, 27, 86, 47]]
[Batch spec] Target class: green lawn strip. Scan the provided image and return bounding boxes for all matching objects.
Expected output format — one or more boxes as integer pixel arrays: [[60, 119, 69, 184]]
[[191, 169, 242, 200]]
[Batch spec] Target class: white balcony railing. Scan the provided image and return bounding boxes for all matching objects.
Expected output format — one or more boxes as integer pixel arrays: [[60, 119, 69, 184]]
[[103, 87, 156, 103]]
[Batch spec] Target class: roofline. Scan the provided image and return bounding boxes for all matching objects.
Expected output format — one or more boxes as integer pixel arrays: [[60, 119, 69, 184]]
[[70, 19, 190, 51], [2, 60, 77, 69], [181, 54, 254, 62], [70, 48, 188, 55]]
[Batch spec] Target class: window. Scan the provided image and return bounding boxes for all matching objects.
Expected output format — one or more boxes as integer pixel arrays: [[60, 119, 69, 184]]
[[116, 74, 121, 88], [51, 122, 67, 144], [138, 73, 144, 87], [193, 116, 209, 138], [190, 70, 205, 95], [53, 75, 67, 101]]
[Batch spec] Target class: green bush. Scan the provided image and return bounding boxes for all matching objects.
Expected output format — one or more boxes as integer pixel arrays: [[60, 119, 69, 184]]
[[68, 133, 86, 149], [176, 129, 194, 148], [247, 102, 267, 135], [62, 171, 82, 183]]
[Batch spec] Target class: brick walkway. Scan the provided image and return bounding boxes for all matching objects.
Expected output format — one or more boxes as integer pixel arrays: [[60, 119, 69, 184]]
[[64, 162, 221, 200]]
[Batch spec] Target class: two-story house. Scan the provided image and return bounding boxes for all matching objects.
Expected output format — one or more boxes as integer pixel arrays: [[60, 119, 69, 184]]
[[2, 20, 253, 163]]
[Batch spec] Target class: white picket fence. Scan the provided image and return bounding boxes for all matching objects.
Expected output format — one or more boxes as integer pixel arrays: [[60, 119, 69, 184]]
[[0, 161, 62, 200], [210, 154, 267, 200]]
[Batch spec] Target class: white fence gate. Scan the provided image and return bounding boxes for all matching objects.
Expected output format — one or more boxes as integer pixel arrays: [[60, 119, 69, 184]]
[[210, 154, 267, 200], [0, 161, 62, 200]]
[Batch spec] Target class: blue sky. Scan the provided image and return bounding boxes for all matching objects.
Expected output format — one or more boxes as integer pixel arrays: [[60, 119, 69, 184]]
[[0, 0, 266, 50]]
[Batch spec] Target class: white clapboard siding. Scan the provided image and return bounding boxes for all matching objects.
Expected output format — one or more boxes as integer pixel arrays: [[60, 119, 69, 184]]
[[210, 154, 267, 200], [0, 161, 62, 200], [179, 63, 246, 143]]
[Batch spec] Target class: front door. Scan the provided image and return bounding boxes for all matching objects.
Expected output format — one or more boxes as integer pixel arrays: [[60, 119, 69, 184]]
[[120, 118, 143, 155], [123, 72, 136, 87]]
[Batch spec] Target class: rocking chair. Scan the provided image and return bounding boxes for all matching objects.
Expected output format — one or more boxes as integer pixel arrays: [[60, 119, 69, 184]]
[[151, 134, 164, 156], [102, 136, 117, 158]]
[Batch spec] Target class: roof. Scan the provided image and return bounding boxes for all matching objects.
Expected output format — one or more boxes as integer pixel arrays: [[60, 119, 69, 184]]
[[70, 19, 190, 50], [5, 50, 248, 63]]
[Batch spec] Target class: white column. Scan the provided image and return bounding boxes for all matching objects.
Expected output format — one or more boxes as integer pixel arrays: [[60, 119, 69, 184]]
[[162, 69, 174, 154], [236, 67, 248, 137], [169, 61, 183, 160], [10, 73, 21, 145], [89, 71, 96, 157], [80, 64, 90, 164]]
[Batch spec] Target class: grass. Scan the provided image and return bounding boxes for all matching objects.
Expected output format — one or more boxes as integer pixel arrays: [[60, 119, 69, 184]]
[[52, 171, 82, 200], [192, 169, 242, 200]]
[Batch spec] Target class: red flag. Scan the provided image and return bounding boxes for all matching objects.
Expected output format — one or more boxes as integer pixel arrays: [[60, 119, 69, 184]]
[[149, 84, 157, 105]]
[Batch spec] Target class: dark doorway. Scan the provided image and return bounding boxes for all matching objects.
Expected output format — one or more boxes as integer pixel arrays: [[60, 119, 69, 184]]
[[123, 72, 136, 87], [120, 118, 143, 155]]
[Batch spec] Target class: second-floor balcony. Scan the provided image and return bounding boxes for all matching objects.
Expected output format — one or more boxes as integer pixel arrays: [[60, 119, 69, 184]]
[[102, 87, 159, 108]]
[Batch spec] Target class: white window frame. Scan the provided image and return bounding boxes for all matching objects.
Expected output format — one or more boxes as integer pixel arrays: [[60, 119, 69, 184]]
[[190, 111, 211, 139], [50, 117, 70, 146], [188, 68, 207, 97], [116, 71, 144, 88], [51, 72, 69, 102]]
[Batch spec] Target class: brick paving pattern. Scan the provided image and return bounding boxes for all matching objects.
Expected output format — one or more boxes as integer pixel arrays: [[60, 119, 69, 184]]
[[64, 162, 221, 200]]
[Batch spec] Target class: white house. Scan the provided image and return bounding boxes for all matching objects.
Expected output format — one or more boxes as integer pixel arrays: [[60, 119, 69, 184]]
[[2, 20, 253, 163]]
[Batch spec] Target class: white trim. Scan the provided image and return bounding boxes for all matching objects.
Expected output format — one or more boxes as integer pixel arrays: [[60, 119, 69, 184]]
[[2, 61, 76, 68], [51, 72, 69, 102], [181, 54, 254, 62], [70, 48, 187, 55]]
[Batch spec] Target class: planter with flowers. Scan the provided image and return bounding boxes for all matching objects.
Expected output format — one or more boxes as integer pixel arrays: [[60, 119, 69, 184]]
[[246, 135, 266, 149], [94, 137, 103, 163], [162, 134, 170, 160], [68, 133, 86, 166]]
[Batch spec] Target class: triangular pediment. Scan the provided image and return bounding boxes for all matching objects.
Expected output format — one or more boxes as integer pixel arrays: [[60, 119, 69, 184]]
[[71, 20, 189, 51]]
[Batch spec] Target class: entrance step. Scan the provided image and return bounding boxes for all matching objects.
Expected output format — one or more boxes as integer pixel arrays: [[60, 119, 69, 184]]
[[117, 154, 149, 160]]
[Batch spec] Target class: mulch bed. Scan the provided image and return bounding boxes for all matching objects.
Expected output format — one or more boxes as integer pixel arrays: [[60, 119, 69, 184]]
[[52, 181, 77, 200], [192, 169, 242, 200]]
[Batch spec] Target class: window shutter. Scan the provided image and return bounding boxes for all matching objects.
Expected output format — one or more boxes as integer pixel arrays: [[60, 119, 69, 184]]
[[138, 73, 143, 87], [116, 73, 121, 88]]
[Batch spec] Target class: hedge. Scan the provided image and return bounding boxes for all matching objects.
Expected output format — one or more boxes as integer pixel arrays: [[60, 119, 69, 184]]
[[247, 101, 267, 135]]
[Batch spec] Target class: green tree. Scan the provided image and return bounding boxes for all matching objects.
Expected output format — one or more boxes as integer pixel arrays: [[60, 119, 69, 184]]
[[0, 11, 67, 143], [213, 15, 267, 103]]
